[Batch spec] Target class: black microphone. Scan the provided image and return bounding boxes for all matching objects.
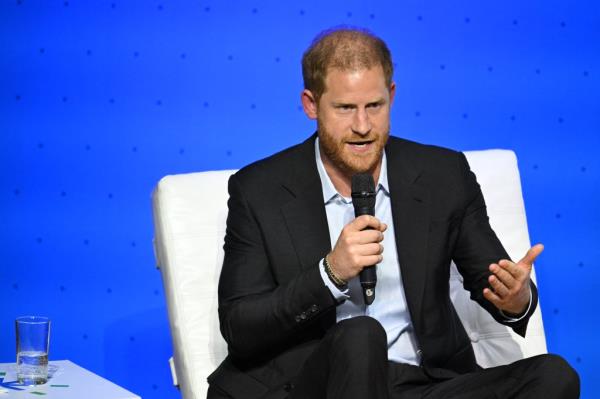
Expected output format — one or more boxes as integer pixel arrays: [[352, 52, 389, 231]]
[[351, 173, 377, 305]]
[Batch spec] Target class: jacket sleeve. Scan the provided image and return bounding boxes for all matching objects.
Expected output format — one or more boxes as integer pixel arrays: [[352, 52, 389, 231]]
[[217, 173, 337, 361], [451, 152, 538, 337]]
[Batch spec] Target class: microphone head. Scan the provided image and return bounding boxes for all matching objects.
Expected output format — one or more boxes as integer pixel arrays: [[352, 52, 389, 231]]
[[351, 173, 376, 211]]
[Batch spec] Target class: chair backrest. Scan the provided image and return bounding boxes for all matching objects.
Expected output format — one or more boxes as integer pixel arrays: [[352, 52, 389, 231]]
[[151, 149, 547, 399]]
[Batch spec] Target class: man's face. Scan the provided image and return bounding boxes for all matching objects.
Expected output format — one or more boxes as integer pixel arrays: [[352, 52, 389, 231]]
[[303, 65, 395, 178]]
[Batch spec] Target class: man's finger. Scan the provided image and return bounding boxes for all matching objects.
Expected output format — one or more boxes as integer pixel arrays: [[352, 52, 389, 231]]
[[351, 230, 384, 245], [488, 275, 510, 298], [363, 254, 383, 266], [518, 243, 544, 267], [489, 263, 517, 289], [350, 215, 384, 232], [357, 243, 384, 256], [483, 288, 502, 306], [497, 259, 525, 280]]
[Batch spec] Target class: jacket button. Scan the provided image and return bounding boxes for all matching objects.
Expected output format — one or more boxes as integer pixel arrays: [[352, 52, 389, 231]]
[[417, 349, 423, 357], [295, 315, 302, 323], [283, 382, 294, 392], [299, 312, 307, 320], [309, 304, 319, 313]]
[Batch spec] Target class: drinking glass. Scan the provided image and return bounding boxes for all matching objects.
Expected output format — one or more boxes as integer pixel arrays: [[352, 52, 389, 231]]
[[15, 316, 50, 385]]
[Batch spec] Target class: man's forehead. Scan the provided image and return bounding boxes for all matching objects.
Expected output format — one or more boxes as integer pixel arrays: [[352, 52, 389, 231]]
[[324, 65, 383, 79], [320, 65, 389, 98]]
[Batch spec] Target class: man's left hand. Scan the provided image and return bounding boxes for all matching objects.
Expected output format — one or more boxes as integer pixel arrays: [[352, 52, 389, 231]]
[[483, 243, 544, 316]]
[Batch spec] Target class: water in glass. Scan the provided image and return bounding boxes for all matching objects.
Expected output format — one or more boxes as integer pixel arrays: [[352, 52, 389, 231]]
[[17, 350, 48, 384]]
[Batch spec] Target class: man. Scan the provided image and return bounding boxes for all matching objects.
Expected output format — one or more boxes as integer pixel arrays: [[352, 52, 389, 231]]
[[208, 28, 579, 398]]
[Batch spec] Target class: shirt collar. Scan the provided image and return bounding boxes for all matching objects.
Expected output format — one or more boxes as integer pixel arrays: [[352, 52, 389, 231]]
[[315, 137, 389, 205]]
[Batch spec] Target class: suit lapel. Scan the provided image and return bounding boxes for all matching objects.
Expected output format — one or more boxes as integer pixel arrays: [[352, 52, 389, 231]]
[[280, 136, 332, 270], [386, 139, 430, 327], [278, 135, 336, 329]]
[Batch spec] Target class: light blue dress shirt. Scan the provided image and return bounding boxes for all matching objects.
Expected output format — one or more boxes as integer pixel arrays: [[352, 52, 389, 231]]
[[315, 138, 421, 365], [314, 138, 531, 366]]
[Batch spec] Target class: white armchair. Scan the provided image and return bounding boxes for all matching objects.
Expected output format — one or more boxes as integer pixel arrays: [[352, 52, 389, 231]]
[[151, 149, 547, 399]]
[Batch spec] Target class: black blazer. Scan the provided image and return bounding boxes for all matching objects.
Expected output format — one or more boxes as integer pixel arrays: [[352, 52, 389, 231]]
[[208, 135, 538, 399]]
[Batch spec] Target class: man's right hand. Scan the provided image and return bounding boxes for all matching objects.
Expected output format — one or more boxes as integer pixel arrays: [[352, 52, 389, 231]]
[[327, 215, 386, 281]]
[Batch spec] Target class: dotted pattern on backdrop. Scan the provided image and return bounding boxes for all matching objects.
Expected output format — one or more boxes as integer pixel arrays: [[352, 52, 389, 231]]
[[0, 1, 598, 398]]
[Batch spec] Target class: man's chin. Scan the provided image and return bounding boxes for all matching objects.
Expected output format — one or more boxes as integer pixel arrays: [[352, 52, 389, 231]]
[[339, 157, 380, 176]]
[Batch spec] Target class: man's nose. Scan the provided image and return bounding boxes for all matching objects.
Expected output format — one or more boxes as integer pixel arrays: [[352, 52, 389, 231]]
[[351, 108, 372, 136]]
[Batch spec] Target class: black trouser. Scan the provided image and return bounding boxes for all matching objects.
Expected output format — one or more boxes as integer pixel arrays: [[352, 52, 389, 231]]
[[289, 316, 580, 399]]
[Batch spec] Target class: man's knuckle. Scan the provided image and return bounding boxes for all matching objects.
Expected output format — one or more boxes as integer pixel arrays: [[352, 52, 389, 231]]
[[516, 280, 524, 289], [514, 283, 522, 292]]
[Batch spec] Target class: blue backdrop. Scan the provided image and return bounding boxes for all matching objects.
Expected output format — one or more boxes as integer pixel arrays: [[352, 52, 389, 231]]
[[1, 1, 598, 398]]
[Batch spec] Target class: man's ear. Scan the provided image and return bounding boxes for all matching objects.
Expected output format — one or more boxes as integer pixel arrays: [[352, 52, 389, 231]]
[[389, 81, 396, 106], [301, 89, 318, 120]]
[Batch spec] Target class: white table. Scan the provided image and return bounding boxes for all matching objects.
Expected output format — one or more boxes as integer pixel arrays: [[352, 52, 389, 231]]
[[0, 360, 140, 399]]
